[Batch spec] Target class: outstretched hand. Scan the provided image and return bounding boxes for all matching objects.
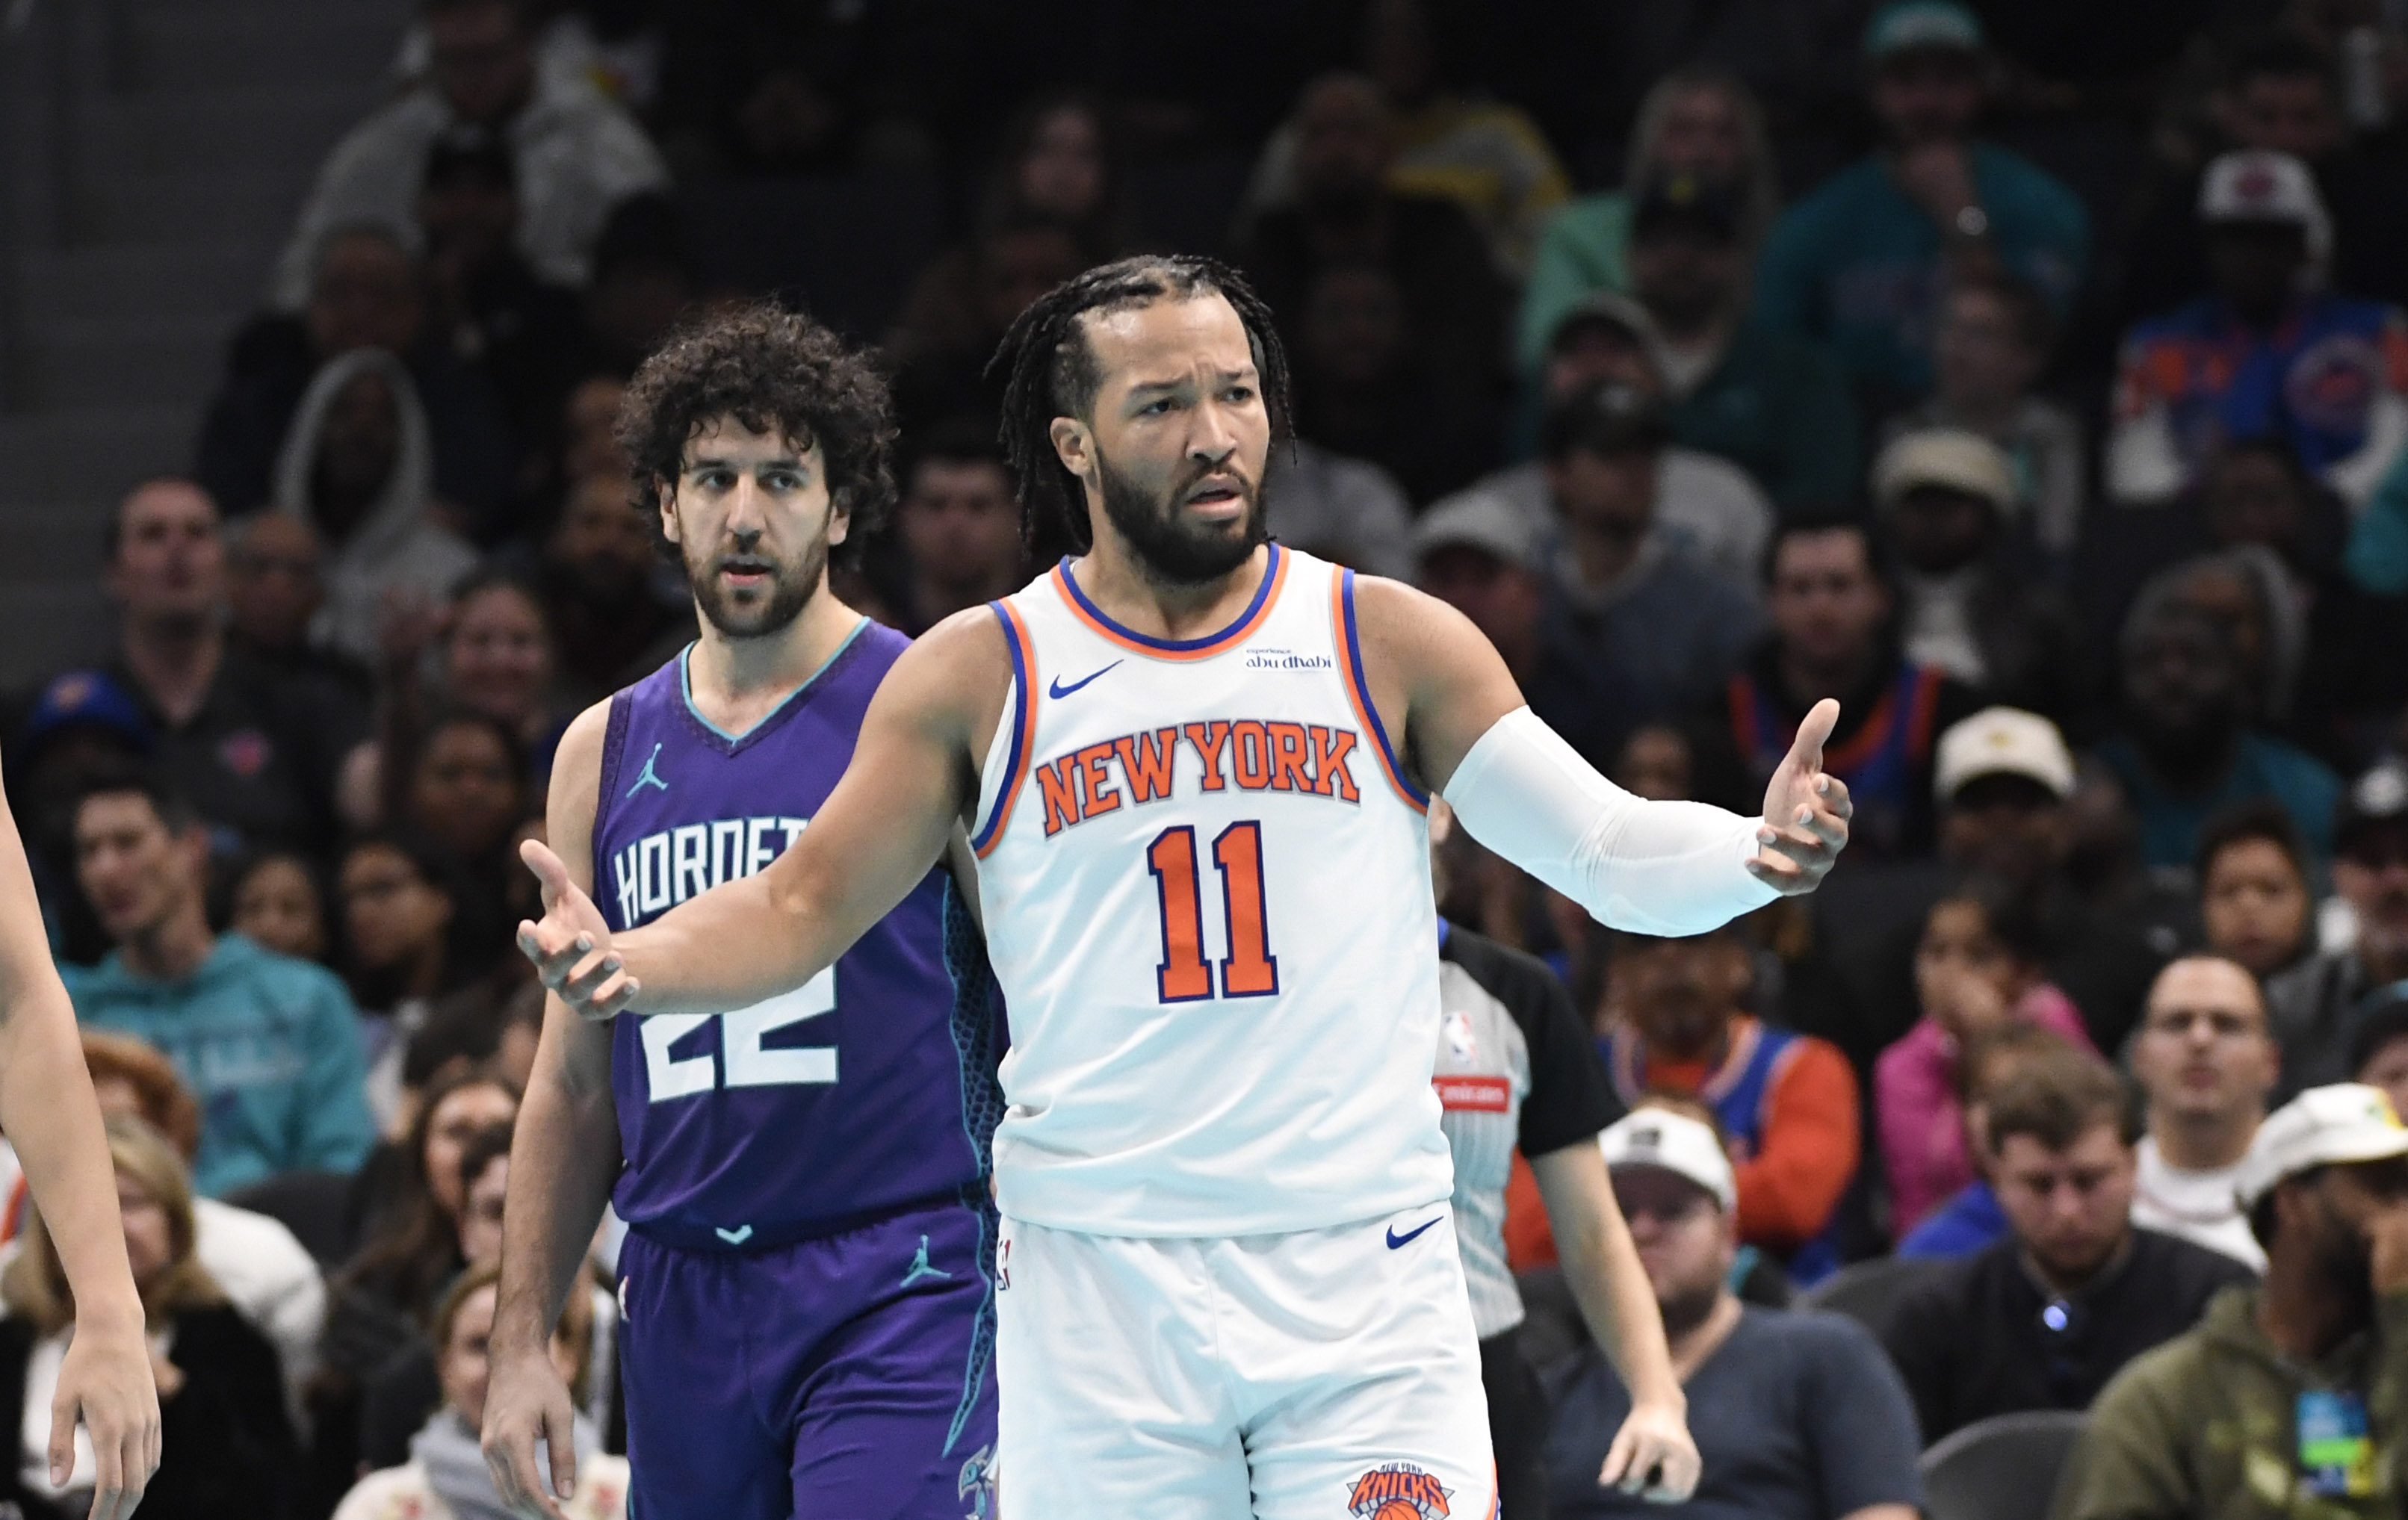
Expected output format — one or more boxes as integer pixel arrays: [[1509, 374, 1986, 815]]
[[1744, 698, 1853, 896], [517, 838, 639, 1021]]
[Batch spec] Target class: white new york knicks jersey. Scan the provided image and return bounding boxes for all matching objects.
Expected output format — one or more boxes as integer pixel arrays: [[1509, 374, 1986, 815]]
[[969, 544, 1455, 1237]]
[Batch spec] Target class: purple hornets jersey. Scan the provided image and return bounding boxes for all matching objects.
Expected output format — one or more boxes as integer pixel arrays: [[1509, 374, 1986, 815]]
[[592, 623, 1006, 1247]]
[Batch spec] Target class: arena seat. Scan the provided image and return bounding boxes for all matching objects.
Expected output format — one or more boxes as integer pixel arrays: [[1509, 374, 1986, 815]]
[[1919, 1409, 2090, 1520]]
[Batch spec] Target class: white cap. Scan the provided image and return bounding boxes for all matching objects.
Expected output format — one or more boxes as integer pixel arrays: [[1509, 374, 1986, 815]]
[[2235, 1082, 2408, 1209], [1598, 1109, 1737, 1212], [1873, 428, 2018, 515], [1412, 489, 1543, 573], [2199, 150, 2332, 267], [1934, 706, 2076, 801]]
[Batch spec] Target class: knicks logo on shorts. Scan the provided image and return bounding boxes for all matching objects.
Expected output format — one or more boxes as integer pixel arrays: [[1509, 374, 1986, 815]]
[[1347, 1462, 1451, 1518]]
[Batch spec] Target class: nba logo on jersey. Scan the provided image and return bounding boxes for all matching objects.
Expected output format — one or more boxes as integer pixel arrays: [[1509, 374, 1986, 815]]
[[1347, 1462, 1454, 1518]]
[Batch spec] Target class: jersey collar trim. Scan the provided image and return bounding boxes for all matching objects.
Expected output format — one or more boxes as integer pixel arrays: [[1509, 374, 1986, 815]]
[[1049, 542, 1287, 660], [676, 617, 869, 755]]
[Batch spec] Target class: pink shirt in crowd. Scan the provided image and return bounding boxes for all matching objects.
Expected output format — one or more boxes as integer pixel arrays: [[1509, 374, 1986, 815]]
[[1875, 984, 2096, 1238]]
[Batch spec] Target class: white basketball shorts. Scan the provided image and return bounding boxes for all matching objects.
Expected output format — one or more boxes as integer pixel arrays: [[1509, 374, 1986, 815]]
[[993, 1203, 1495, 1519]]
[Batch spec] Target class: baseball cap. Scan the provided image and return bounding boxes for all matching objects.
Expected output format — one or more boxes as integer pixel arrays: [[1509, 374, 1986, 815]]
[[2345, 981, 2408, 1084], [2336, 758, 2408, 859], [2200, 150, 2325, 230], [1864, 0, 1984, 60], [1873, 429, 2017, 515], [1934, 707, 2076, 802], [1598, 1110, 1737, 1212], [17, 671, 153, 759], [1631, 170, 1742, 244], [1412, 491, 1541, 574], [2234, 1082, 2408, 1209]]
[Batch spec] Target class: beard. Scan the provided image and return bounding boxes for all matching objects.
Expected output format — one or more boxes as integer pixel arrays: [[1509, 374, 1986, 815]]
[[1095, 442, 1266, 588], [683, 532, 826, 639], [1655, 1278, 1723, 1339]]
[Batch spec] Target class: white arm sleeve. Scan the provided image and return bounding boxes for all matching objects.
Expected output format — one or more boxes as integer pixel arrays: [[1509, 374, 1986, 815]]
[[1441, 707, 1778, 936]]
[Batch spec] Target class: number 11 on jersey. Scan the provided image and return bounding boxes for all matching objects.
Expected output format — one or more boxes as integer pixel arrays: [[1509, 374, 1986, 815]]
[[1146, 821, 1280, 1003]]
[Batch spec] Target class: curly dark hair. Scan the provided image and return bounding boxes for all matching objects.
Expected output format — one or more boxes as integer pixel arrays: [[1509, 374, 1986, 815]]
[[986, 254, 1291, 559], [615, 300, 897, 562]]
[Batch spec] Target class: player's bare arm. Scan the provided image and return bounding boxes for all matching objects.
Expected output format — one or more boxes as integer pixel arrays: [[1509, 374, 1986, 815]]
[[485, 699, 622, 1519], [1351, 574, 1853, 916], [519, 607, 1011, 1021], [1529, 1143, 1703, 1503], [0, 773, 159, 1520]]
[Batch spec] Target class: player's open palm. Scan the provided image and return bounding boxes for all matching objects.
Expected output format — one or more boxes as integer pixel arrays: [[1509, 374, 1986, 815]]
[[1745, 698, 1854, 896], [53, 1314, 160, 1520], [483, 1338, 581, 1520], [1600, 1396, 1701, 1504], [518, 839, 636, 1021]]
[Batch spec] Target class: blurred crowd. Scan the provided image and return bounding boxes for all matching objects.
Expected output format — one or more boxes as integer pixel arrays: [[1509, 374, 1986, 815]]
[[5, 0, 2408, 1514]]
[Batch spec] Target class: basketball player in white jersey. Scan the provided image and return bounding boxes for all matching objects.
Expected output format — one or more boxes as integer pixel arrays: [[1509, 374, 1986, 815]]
[[516, 255, 1851, 1518], [0, 768, 159, 1519]]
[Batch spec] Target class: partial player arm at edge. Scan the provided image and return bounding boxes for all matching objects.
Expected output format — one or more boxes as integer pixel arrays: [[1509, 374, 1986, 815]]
[[1355, 577, 1845, 933], [523, 611, 1002, 1020], [0, 771, 158, 1520], [488, 701, 621, 1517], [1529, 1141, 1699, 1500]]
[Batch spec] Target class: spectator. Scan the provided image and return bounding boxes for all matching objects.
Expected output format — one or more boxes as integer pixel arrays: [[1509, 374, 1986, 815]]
[[1884, 273, 2087, 557], [1238, 72, 1505, 468], [63, 766, 374, 1197], [270, 348, 481, 667], [974, 94, 1123, 261], [889, 220, 1090, 437], [2109, 151, 2408, 510], [1542, 1109, 1923, 1520], [1291, 258, 1502, 504], [197, 224, 517, 525], [2267, 760, 2408, 1098], [454, 1124, 510, 1270], [5, 672, 156, 965], [536, 473, 693, 704], [1872, 429, 2094, 728], [394, 709, 530, 969], [1689, 517, 1980, 859], [331, 1263, 625, 1520], [1439, 297, 1776, 590], [1524, 383, 1762, 768], [436, 573, 565, 783], [1599, 923, 1860, 1278], [309, 1069, 520, 1510], [227, 849, 332, 964], [2350, 986, 2408, 1120], [1882, 1047, 2256, 1445], [270, 0, 669, 306], [338, 832, 475, 1123], [2054, 1083, 2408, 1520], [1878, 875, 2097, 1238], [557, 373, 628, 488], [225, 512, 370, 699], [2195, 801, 2316, 980], [72, 1032, 327, 1416], [415, 125, 589, 487], [89, 479, 365, 858], [576, 193, 700, 382], [2129, 956, 2280, 1270], [1751, 0, 2089, 410], [1625, 170, 1861, 512], [1520, 69, 1780, 382], [2093, 591, 2341, 870], [1898, 1021, 2080, 1259], [888, 424, 1036, 634], [1260, 438, 1415, 584], [2124, 31, 2408, 324], [1932, 707, 2173, 1052], [0, 1117, 297, 1520], [1413, 494, 1548, 692]]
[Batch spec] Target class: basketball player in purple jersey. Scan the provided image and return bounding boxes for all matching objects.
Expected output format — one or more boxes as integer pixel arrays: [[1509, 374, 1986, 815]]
[[481, 305, 1004, 1520]]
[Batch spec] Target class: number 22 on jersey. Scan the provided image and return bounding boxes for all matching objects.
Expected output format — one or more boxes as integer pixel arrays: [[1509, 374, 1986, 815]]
[[1147, 820, 1280, 1002], [640, 965, 837, 1101]]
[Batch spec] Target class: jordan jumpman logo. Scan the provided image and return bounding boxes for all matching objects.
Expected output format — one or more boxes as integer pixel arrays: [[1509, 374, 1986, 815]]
[[899, 1235, 953, 1288], [627, 742, 669, 797]]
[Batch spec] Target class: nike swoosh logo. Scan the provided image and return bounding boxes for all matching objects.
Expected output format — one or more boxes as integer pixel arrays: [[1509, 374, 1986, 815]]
[[1386, 1216, 1442, 1250], [1048, 660, 1121, 699], [714, 1225, 754, 1245]]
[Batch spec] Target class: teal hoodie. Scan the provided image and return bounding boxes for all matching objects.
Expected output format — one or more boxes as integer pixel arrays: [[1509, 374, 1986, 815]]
[[62, 934, 375, 1196]]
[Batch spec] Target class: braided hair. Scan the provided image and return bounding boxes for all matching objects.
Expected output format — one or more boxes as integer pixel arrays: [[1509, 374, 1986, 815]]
[[986, 254, 1292, 559]]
